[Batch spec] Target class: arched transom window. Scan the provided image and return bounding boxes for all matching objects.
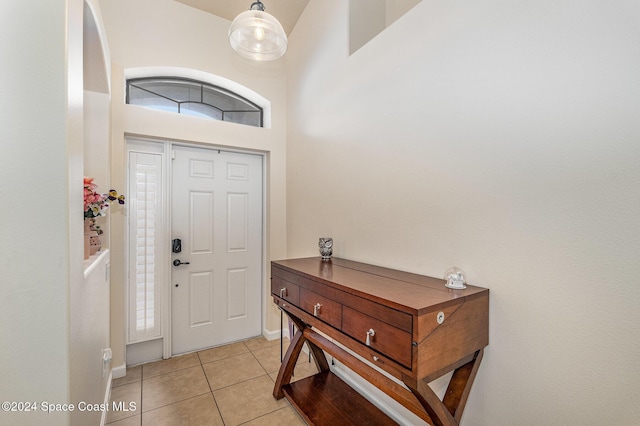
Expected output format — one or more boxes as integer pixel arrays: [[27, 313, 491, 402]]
[[126, 77, 263, 127]]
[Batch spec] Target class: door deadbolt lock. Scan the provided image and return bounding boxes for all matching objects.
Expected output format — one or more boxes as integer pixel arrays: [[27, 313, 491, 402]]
[[173, 259, 190, 266]]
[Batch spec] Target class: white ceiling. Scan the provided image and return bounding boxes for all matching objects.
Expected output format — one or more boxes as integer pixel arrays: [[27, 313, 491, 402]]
[[174, 0, 310, 35]]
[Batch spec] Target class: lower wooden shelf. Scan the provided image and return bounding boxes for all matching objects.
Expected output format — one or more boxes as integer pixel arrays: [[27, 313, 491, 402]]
[[283, 370, 397, 426]]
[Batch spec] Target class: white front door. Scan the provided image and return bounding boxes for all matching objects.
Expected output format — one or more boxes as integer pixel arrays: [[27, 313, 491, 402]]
[[170, 145, 263, 355]]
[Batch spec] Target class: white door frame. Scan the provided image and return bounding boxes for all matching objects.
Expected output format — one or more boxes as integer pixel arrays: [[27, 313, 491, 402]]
[[125, 136, 267, 360]]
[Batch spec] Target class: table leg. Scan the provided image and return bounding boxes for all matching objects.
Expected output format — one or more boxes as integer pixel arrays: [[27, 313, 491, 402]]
[[273, 325, 307, 399], [272, 311, 331, 399], [406, 349, 484, 426], [443, 349, 484, 423]]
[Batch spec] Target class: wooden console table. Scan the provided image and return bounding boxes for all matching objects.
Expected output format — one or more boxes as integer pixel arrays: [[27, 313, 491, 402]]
[[271, 257, 489, 426]]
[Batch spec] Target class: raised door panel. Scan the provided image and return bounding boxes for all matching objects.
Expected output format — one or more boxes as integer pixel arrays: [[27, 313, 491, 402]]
[[188, 270, 215, 327], [227, 268, 248, 320], [227, 192, 248, 252], [190, 191, 214, 253]]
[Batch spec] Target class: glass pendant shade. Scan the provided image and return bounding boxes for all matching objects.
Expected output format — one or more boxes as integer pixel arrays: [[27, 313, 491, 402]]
[[228, 2, 288, 61]]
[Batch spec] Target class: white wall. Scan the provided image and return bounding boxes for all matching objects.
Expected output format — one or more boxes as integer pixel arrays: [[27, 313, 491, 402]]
[[287, 1, 640, 424], [98, 0, 289, 369], [70, 2, 114, 424], [0, 0, 84, 425]]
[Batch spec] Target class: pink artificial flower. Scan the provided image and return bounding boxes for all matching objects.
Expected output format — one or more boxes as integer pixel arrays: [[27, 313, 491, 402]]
[[83, 176, 125, 219]]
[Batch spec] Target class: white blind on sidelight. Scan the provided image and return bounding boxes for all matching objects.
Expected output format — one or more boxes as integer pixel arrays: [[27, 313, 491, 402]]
[[128, 150, 164, 343]]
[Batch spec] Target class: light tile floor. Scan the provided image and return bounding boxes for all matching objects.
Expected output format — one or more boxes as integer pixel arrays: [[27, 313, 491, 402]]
[[107, 337, 318, 426]]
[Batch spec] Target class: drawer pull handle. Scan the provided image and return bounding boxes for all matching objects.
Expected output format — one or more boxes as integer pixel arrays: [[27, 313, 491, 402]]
[[313, 303, 322, 316], [279, 287, 287, 298], [366, 328, 375, 346], [373, 356, 379, 362]]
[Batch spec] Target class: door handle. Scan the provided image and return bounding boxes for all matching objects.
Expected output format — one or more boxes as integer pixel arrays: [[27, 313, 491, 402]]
[[173, 259, 190, 266]]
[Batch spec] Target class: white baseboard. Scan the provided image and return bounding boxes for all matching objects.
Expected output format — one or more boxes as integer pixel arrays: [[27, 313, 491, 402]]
[[111, 362, 127, 379], [262, 327, 286, 341], [263, 326, 313, 357]]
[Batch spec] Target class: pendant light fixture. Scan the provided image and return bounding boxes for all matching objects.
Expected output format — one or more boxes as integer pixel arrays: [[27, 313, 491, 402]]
[[228, 1, 288, 61]]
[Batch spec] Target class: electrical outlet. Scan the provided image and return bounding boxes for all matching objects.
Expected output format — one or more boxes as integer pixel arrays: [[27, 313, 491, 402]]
[[102, 348, 112, 379]]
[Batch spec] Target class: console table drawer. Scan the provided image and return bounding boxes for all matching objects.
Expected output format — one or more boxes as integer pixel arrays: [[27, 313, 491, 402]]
[[300, 288, 342, 329], [271, 276, 300, 306], [342, 306, 412, 368]]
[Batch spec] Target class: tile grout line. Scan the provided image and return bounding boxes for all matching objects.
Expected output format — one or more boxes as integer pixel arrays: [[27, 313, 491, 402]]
[[196, 349, 225, 424], [236, 406, 294, 426], [140, 365, 213, 415], [110, 337, 288, 425], [247, 342, 274, 378], [138, 371, 143, 426], [139, 363, 144, 422]]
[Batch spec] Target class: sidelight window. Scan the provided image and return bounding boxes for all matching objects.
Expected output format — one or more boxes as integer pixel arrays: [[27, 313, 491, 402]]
[[127, 145, 165, 343]]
